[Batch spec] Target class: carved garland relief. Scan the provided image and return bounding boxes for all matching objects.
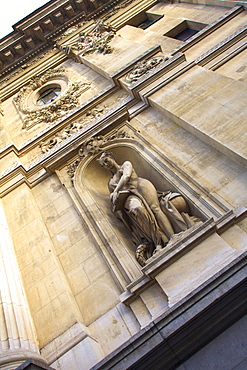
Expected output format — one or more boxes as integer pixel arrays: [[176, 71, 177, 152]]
[[126, 55, 168, 83], [14, 67, 91, 129], [59, 20, 116, 58], [39, 93, 128, 153], [40, 105, 108, 153]]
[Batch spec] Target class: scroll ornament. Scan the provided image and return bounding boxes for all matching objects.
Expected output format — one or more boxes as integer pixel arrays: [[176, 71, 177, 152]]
[[66, 130, 133, 180]]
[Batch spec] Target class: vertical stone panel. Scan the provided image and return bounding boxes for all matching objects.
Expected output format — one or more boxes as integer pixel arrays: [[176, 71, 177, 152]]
[[0, 199, 46, 366], [2, 183, 87, 349]]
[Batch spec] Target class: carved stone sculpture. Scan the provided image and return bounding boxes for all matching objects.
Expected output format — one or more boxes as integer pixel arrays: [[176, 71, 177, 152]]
[[14, 68, 91, 129], [98, 152, 200, 266], [126, 55, 168, 83], [60, 20, 116, 57]]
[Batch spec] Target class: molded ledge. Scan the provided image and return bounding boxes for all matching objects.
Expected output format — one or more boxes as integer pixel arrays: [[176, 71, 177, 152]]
[[120, 218, 215, 305], [93, 252, 247, 370], [15, 358, 55, 370], [0, 352, 48, 368]]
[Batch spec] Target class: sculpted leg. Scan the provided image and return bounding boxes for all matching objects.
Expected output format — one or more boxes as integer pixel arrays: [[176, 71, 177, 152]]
[[137, 178, 174, 238], [150, 205, 174, 238], [125, 196, 168, 246]]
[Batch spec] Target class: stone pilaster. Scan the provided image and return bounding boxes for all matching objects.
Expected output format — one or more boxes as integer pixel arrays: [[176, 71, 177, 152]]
[[0, 199, 46, 369]]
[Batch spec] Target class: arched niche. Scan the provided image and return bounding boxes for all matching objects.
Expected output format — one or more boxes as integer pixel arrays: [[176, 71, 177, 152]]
[[73, 142, 207, 277]]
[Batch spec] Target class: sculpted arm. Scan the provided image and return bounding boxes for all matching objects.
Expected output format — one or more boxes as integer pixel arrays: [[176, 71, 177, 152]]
[[110, 161, 132, 205], [114, 161, 133, 193]]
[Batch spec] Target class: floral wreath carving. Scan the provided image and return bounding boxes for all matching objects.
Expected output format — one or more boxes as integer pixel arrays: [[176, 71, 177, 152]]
[[40, 104, 108, 153], [14, 67, 91, 129]]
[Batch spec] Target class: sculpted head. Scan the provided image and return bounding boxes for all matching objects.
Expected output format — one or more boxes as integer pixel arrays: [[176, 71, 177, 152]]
[[97, 151, 116, 170]]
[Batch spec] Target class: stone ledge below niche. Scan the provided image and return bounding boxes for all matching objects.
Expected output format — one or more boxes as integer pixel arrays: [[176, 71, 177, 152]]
[[93, 252, 247, 370], [120, 205, 247, 306], [120, 218, 216, 305]]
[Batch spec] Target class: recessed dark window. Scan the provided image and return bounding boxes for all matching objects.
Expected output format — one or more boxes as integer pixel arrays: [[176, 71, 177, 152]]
[[128, 12, 164, 30], [164, 20, 206, 42], [36, 85, 61, 105], [137, 16, 163, 30], [175, 28, 199, 41]]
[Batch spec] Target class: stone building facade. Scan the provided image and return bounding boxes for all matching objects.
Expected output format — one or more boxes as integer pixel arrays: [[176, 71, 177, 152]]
[[0, 1, 246, 369]]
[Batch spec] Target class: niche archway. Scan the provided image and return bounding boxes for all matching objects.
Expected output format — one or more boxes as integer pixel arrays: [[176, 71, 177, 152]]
[[73, 142, 206, 275]]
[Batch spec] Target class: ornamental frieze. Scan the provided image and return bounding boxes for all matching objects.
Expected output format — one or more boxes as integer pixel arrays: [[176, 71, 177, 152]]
[[40, 105, 108, 153], [14, 67, 91, 129], [0, 49, 55, 89]]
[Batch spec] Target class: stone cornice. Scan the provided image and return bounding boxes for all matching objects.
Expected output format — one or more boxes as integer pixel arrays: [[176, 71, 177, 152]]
[[0, 0, 159, 97], [0, 0, 138, 78], [0, 1, 243, 86], [1, 24, 246, 191], [109, 0, 158, 30], [1, 3, 246, 194]]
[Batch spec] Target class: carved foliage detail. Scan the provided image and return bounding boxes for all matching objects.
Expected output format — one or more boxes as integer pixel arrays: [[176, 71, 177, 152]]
[[40, 105, 108, 153], [60, 20, 116, 57], [67, 130, 133, 181], [126, 55, 168, 83], [14, 68, 91, 129]]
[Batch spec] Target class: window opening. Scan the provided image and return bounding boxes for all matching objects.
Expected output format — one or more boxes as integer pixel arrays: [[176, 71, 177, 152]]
[[164, 20, 206, 42], [36, 85, 61, 105], [128, 12, 164, 30], [175, 28, 199, 41], [137, 15, 163, 30]]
